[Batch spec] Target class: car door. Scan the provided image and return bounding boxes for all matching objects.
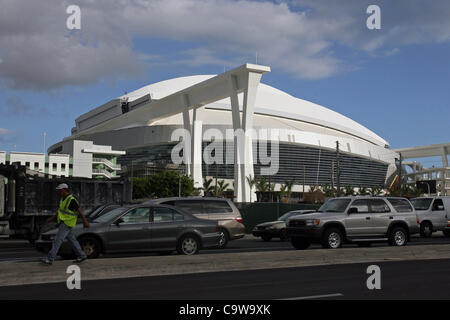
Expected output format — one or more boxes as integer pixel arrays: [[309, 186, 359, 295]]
[[431, 199, 448, 230], [369, 199, 393, 236], [105, 207, 151, 252], [344, 199, 374, 237], [149, 207, 185, 250]]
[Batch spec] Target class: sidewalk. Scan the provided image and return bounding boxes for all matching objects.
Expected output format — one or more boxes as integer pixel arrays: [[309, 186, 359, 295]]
[[1, 243, 450, 287]]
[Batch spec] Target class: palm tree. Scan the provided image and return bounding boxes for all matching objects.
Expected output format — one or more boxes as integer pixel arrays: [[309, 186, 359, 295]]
[[246, 175, 257, 202], [202, 178, 215, 197], [216, 180, 230, 197], [284, 179, 296, 202], [343, 185, 355, 196]]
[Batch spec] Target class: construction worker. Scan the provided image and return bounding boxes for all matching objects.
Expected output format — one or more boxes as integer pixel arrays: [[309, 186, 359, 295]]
[[41, 183, 90, 265]]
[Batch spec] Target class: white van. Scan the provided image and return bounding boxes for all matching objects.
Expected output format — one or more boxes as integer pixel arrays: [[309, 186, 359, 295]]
[[410, 196, 450, 237]]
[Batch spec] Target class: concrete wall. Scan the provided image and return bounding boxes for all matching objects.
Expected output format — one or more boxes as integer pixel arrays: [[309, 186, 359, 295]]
[[48, 154, 70, 177], [9, 152, 45, 173], [72, 140, 93, 178], [0, 151, 6, 165]]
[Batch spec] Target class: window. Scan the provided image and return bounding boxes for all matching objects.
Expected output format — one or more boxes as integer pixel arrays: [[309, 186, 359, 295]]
[[410, 198, 432, 211], [432, 199, 445, 211], [61, 163, 66, 171], [349, 199, 369, 213], [174, 212, 184, 221], [25, 162, 30, 168], [318, 199, 351, 213], [121, 208, 151, 224], [52, 163, 57, 171], [153, 207, 177, 223], [174, 200, 204, 214], [387, 199, 413, 212], [370, 199, 390, 213], [202, 200, 233, 214], [34, 162, 39, 170]]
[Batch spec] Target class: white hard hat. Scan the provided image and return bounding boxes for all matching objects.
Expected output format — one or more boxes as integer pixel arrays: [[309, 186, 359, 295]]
[[56, 183, 69, 190]]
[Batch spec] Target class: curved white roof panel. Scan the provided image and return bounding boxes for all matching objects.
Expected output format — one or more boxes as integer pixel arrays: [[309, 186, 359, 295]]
[[75, 75, 389, 148]]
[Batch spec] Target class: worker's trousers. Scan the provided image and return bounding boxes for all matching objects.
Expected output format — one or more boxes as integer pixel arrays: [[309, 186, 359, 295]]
[[47, 223, 87, 262]]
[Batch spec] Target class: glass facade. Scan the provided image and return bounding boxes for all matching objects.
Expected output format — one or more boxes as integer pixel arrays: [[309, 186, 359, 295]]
[[119, 142, 388, 187]]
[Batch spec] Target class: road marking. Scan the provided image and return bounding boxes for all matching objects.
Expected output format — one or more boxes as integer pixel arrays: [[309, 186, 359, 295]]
[[278, 293, 343, 300]]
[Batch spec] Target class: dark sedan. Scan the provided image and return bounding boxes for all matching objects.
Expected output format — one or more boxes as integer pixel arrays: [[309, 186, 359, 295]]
[[35, 204, 221, 258], [252, 210, 316, 241]]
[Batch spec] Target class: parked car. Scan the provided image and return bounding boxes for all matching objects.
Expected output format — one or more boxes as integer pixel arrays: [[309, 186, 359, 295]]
[[143, 197, 245, 248], [252, 210, 316, 241], [286, 196, 420, 250], [35, 204, 221, 258], [410, 196, 450, 237], [85, 204, 123, 220]]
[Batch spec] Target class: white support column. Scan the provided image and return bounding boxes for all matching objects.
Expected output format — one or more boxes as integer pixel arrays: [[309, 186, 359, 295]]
[[229, 75, 243, 202], [182, 94, 192, 176], [191, 107, 203, 189], [442, 147, 449, 167], [240, 72, 262, 202]]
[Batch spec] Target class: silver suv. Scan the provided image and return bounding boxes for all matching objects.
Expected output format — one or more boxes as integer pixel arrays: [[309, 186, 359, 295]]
[[143, 197, 245, 248], [286, 196, 420, 249]]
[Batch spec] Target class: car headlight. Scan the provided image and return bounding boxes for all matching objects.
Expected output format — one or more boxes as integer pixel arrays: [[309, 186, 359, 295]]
[[305, 219, 320, 226]]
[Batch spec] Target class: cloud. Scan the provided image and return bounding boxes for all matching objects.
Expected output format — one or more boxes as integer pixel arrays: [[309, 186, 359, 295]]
[[1, 97, 54, 117], [0, 128, 17, 144], [1, 0, 450, 90]]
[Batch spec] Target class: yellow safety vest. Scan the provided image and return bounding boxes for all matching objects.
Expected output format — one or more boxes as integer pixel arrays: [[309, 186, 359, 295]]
[[57, 194, 78, 227]]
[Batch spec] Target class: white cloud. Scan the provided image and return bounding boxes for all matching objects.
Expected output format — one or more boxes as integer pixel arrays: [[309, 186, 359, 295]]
[[1, 0, 450, 90]]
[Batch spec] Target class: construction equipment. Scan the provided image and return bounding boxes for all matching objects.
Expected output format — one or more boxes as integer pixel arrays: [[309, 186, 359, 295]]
[[0, 163, 132, 243]]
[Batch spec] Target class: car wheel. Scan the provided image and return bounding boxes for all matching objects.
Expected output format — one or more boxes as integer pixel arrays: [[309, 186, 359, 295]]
[[388, 226, 408, 246], [261, 235, 272, 242], [217, 229, 229, 249], [420, 222, 433, 238], [443, 230, 450, 237], [290, 237, 310, 250], [79, 236, 101, 259], [279, 229, 289, 242], [177, 235, 200, 255], [322, 228, 343, 249]]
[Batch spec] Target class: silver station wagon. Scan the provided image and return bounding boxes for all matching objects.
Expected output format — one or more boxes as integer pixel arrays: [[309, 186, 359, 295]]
[[35, 204, 221, 258]]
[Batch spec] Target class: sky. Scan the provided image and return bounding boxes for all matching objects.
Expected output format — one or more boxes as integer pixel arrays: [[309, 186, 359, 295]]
[[0, 0, 449, 169]]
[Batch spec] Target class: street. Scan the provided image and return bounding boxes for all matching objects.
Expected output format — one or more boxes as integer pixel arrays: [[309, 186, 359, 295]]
[[1, 259, 450, 299]]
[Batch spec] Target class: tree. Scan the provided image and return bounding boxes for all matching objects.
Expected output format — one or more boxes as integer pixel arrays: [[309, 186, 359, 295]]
[[343, 185, 355, 196], [202, 178, 215, 197], [284, 179, 296, 202], [132, 171, 195, 199], [246, 175, 257, 202], [216, 180, 230, 197]]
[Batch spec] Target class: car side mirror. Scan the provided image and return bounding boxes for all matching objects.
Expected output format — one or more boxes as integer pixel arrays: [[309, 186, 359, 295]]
[[115, 218, 124, 226], [348, 207, 358, 214]]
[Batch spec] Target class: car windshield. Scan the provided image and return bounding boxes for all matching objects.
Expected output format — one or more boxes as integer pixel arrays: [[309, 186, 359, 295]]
[[410, 198, 433, 211], [278, 211, 302, 221], [92, 207, 128, 223], [317, 199, 351, 213]]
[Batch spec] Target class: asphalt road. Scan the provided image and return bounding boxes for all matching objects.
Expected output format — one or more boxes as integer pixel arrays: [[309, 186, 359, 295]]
[[1, 259, 450, 299], [1, 233, 450, 262]]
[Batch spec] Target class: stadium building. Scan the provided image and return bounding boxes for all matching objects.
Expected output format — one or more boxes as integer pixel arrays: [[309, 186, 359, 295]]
[[49, 64, 399, 201]]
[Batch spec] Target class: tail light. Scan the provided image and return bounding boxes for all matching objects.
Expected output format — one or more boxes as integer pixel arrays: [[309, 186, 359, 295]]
[[216, 225, 220, 232], [235, 217, 243, 224], [416, 215, 420, 225]]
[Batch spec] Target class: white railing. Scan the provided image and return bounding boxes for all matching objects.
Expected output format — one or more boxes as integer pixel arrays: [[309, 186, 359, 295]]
[[92, 168, 116, 179], [92, 157, 121, 170]]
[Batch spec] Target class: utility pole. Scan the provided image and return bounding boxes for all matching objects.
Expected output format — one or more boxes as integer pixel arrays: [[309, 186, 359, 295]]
[[43, 131, 47, 154], [331, 160, 335, 190], [179, 167, 182, 197], [303, 165, 306, 200], [398, 153, 403, 191], [336, 141, 341, 197]]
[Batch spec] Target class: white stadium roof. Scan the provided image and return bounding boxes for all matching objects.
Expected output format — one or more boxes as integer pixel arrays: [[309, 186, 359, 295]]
[[72, 75, 389, 148], [116, 75, 389, 147]]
